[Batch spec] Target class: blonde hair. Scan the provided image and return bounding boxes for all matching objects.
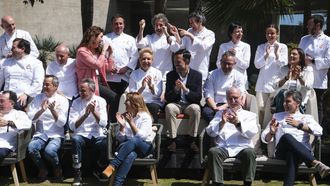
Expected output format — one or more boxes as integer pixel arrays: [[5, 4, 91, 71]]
[[126, 92, 151, 115], [139, 48, 153, 59]]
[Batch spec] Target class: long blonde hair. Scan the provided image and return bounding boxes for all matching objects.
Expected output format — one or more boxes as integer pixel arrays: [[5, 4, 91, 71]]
[[126, 92, 151, 116]]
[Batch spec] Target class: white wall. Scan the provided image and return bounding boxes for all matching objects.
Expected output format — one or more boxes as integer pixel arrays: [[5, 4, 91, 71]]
[[0, 0, 110, 46]]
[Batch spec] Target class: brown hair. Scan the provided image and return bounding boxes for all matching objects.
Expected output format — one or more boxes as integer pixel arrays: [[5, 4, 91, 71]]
[[126, 92, 151, 116], [78, 26, 104, 54]]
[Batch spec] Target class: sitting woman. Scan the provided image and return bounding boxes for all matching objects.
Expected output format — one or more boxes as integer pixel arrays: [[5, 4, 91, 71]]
[[271, 47, 313, 113], [102, 92, 154, 186], [128, 48, 163, 123], [261, 90, 329, 186]]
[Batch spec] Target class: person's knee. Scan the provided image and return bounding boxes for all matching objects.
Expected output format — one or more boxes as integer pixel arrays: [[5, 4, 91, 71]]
[[28, 141, 40, 154], [241, 148, 256, 160], [165, 104, 177, 115], [208, 147, 218, 158]]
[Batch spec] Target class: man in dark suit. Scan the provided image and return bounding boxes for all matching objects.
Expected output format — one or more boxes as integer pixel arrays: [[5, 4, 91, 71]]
[[165, 49, 202, 152]]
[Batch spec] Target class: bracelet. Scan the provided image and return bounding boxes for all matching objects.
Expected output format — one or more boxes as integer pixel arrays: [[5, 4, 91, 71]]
[[297, 123, 304, 130], [269, 131, 275, 135], [284, 76, 288, 80]]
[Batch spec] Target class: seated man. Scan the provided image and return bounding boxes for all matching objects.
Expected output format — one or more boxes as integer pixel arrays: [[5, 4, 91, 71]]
[[203, 50, 246, 122], [0, 38, 44, 110], [165, 49, 202, 152], [69, 78, 108, 185], [0, 91, 31, 162], [27, 75, 69, 180], [261, 90, 330, 185], [205, 87, 258, 186]]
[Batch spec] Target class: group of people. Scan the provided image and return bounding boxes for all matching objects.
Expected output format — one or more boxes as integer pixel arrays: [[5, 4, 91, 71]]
[[0, 11, 329, 186]]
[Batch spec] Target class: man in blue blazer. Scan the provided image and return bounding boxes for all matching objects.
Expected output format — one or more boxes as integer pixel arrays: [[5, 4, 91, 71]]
[[165, 49, 202, 152]]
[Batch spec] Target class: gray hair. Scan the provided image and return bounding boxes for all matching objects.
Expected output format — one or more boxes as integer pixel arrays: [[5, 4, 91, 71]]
[[81, 78, 95, 92], [44, 74, 59, 87], [151, 13, 168, 27], [284, 90, 302, 104]]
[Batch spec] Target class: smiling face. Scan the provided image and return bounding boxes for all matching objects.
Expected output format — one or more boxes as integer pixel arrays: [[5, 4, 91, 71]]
[[11, 40, 25, 59], [139, 52, 153, 71], [231, 27, 243, 43], [1, 16, 16, 35], [43, 77, 58, 97], [79, 82, 93, 101], [283, 95, 300, 113], [154, 18, 165, 35], [189, 17, 203, 32], [265, 27, 278, 44], [289, 49, 301, 66], [112, 17, 125, 35], [221, 55, 236, 74]]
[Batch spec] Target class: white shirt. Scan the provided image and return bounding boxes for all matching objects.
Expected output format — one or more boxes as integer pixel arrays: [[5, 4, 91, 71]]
[[274, 65, 314, 90], [0, 29, 39, 59], [136, 34, 180, 78], [203, 68, 245, 104], [0, 109, 31, 151], [0, 55, 44, 97], [298, 32, 330, 89], [180, 27, 215, 80], [261, 112, 322, 153], [116, 112, 154, 143], [103, 32, 139, 82], [69, 95, 107, 139], [254, 42, 288, 93], [216, 40, 251, 84], [129, 67, 163, 106], [27, 92, 69, 141], [46, 58, 79, 99], [206, 108, 258, 156]]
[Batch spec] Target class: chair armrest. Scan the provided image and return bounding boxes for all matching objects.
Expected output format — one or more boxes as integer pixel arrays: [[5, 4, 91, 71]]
[[314, 136, 321, 161], [199, 128, 206, 165], [152, 124, 163, 162], [16, 128, 32, 160], [107, 123, 118, 160]]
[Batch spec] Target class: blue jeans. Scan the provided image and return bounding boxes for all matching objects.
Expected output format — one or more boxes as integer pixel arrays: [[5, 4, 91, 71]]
[[28, 137, 62, 170], [71, 135, 107, 168], [0, 148, 12, 163], [111, 136, 153, 186], [275, 134, 315, 186]]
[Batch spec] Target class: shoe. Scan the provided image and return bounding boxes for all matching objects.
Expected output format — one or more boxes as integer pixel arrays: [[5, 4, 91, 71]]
[[38, 169, 48, 181], [102, 165, 115, 178], [93, 170, 108, 182], [315, 161, 330, 178], [168, 141, 176, 152], [53, 167, 63, 181], [72, 169, 82, 186]]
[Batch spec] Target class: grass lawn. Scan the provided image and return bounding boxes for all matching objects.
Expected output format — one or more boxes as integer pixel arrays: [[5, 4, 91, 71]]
[[1, 177, 330, 186]]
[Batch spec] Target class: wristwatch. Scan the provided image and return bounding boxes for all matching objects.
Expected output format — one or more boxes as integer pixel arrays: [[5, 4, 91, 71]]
[[297, 122, 304, 130]]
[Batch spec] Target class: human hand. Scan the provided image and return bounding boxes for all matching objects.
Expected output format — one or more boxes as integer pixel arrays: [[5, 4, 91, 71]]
[[228, 48, 236, 55], [48, 101, 56, 111], [269, 117, 279, 134], [41, 99, 49, 111], [285, 115, 299, 127], [123, 112, 134, 124], [139, 19, 146, 30], [175, 79, 183, 92], [116, 112, 126, 127], [0, 118, 8, 127], [226, 109, 239, 126], [18, 94, 28, 107], [118, 66, 128, 74]]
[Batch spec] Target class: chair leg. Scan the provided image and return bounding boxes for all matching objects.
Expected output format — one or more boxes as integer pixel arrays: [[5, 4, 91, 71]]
[[19, 160, 27, 182], [202, 168, 210, 186], [108, 169, 116, 186], [150, 165, 158, 186], [10, 164, 19, 186], [308, 173, 317, 186]]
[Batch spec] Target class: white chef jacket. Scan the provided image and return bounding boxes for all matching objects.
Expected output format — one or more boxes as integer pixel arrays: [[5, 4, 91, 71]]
[[0, 29, 39, 59], [129, 67, 163, 106], [254, 42, 288, 93], [46, 58, 79, 99], [180, 27, 215, 80], [136, 33, 180, 78], [0, 55, 44, 97], [0, 109, 31, 151], [103, 32, 139, 83], [206, 108, 258, 156], [298, 32, 330, 89], [69, 95, 107, 139], [27, 92, 69, 141]]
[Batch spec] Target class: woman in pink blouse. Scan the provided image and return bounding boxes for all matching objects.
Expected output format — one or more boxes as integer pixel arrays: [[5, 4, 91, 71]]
[[76, 26, 117, 121]]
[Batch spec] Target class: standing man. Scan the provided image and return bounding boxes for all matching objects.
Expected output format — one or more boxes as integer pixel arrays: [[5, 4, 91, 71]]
[[69, 78, 108, 185], [0, 15, 39, 59], [27, 75, 69, 180], [177, 12, 215, 80], [203, 51, 246, 122], [298, 15, 330, 126], [0, 38, 44, 110], [165, 49, 202, 152], [205, 87, 258, 186], [137, 13, 180, 78], [103, 14, 139, 122], [0, 91, 31, 162]]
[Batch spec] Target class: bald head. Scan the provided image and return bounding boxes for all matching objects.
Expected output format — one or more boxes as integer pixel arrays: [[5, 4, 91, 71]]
[[55, 44, 70, 65], [1, 15, 16, 35]]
